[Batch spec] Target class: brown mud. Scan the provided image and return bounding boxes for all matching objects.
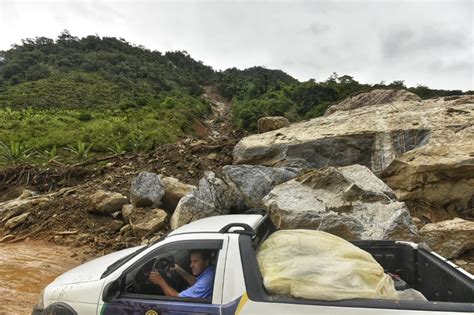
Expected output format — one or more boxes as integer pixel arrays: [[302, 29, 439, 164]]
[[0, 241, 94, 315]]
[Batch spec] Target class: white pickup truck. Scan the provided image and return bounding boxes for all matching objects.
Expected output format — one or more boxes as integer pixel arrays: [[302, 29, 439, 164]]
[[33, 213, 474, 315]]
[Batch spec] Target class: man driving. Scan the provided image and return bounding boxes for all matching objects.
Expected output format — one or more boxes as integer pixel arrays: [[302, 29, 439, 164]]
[[149, 249, 215, 299]]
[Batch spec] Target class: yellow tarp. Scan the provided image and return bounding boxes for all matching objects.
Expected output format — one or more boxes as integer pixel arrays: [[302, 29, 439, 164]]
[[256, 229, 398, 301]]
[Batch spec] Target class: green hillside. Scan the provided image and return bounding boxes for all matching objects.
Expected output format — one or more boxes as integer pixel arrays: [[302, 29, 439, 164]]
[[0, 31, 468, 166]]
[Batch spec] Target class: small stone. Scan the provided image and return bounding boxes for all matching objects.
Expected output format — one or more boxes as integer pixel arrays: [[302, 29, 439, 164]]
[[110, 220, 124, 232], [412, 217, 422, 223], [207, 152, 218, 160], [121, 204, 134, 221]]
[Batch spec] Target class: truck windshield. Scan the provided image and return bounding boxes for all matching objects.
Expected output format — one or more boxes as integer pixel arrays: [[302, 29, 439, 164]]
[[101, 245, 148, 279], [101, 233, 169, 279]]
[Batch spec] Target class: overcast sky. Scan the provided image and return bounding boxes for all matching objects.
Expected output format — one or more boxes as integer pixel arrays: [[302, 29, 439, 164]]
[[1, 0, 473, 90]]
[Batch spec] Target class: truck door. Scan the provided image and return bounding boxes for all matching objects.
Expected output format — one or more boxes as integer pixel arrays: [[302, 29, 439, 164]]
[[101, 237, 228, 315]]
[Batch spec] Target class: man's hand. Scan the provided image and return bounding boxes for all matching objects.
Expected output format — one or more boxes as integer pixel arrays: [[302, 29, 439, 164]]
[[170, 264, 182, 273], [149, 271, 165, 285], [149, 271, 179, 297]]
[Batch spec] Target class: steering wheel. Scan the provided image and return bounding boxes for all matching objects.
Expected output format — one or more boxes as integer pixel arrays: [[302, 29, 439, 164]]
[[152, 257, 174, 276]]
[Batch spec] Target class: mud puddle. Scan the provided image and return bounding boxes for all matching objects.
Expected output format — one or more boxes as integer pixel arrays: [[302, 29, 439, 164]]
[[0, 241, 93, 315]]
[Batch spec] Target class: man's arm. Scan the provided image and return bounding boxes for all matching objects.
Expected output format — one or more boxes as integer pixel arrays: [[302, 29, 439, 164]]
[[172, 265, 196, 286], [149, 272, 179, 297]]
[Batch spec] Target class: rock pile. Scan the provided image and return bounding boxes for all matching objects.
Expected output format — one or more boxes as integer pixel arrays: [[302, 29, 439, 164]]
[[0, 89, 472, 273]]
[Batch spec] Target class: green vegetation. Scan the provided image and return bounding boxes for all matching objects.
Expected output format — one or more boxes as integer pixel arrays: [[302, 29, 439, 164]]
[[0, 31, 470, 165], [232, 74, 372, 130], [0, 91, 210, 164], [231, 74, 468, 131]]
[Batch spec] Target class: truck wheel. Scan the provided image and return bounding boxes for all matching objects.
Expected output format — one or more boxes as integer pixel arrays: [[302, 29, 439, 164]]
[[44, 302, 77, 315]]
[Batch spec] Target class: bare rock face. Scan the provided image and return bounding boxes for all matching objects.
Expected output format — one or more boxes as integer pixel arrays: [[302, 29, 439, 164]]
[[325, 89, 421, 116], [262, 165, 418, 240], [234, 98, 433, 175], [257, 116, 290, 133], [89, 190, 128, 214], [161, 177, 196, 211], [234, 96, 474, 216], [130, 172, 165, 207], [222, 165, 300, 208], [419, 218, 474, 259], [170, 171, 243, 230]]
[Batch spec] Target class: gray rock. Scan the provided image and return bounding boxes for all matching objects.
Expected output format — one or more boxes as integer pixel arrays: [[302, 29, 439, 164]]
[[130, 172, 165, 207], [419, 218, 474, 259], [234, 95, 474, 216], [222, 165, 300, 208], [5, 212, 30, 229], [170, 171, 242, 230], [263, 165, 418, 240], [89, 190, 128, 214]]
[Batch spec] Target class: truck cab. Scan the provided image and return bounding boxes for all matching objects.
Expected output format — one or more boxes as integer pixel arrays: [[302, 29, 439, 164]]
[[34, 213, 474, 314]]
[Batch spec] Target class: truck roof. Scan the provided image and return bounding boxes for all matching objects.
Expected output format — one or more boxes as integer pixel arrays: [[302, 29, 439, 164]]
[[168, 214, 265, 236]]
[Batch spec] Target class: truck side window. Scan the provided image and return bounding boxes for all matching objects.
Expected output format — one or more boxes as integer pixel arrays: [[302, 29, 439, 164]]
[[122, 240, 222, 303]]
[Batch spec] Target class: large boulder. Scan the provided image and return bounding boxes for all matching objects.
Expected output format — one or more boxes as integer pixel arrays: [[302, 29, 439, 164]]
[[222, 165, 300, 208], [170, 171, 242, 230], [262, 165, 418, 240], [382, 96, 474, 217], [325, 89, 421, 116], [257, 116, 290, 133], [89, 190, 128, 214], [161, 177, 196, 211], [130, 172, 165, 207], [234, 95, 474, 216], [419, 218, 474, 259]]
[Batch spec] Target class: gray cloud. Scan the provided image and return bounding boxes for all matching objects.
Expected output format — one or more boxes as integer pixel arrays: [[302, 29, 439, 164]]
[[381, 27, 470, 60], [0, 0, 472, 90]]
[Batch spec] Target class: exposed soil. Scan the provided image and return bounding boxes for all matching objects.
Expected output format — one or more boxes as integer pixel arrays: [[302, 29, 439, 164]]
[[0, 241, 94, 315], [0, 87, 243, 255]]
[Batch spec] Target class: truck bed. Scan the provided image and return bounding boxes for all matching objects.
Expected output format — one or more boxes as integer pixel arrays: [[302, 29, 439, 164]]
[[239, 233, 474, 313]]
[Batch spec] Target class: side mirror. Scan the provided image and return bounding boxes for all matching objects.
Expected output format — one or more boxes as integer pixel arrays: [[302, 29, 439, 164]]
[[102, 280, 120, 303]]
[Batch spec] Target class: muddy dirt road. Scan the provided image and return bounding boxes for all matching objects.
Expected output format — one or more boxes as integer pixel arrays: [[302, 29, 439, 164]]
[[0, 241, 93, 315]]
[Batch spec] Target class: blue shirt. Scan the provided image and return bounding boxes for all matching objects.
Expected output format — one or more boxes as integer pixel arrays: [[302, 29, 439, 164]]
[[178, 266, 215, 299]]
